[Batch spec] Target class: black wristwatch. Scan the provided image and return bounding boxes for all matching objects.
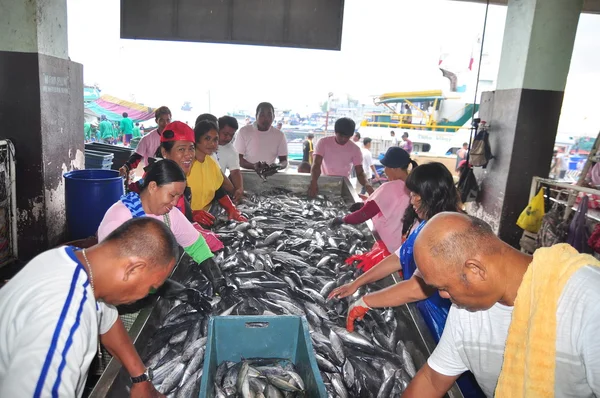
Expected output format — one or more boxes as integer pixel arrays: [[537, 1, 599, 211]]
[[131, 368, 153, 383]]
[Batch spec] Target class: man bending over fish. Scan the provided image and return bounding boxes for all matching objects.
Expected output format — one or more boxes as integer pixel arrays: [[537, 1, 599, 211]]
[[0, 218, 178, 398], [403, 213, 600, 398], [308, 117, 373, 197]]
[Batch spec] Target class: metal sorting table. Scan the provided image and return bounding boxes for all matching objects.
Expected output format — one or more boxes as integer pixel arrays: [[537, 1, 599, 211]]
[[90, 172, 463, 398]]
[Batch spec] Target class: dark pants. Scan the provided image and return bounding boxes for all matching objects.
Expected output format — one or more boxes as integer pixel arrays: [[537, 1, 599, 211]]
[[559, 170, 567, 179], [124, 134, 133, 145]]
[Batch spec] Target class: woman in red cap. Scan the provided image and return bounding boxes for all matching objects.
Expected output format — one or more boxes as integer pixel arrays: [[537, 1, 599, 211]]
[[186, 120, 247, 227], [157, 121, 224, 250]]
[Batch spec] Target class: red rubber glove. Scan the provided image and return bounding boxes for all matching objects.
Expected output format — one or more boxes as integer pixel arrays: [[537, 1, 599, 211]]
[[344, 240, 390, 272], [218, 195, 248, 222], [346, 296, 371, 332], [192, 210, 216, 227], [192, 223, 224, 252]]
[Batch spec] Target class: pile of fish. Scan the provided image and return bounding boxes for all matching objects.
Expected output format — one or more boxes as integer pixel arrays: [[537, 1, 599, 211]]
[[214, 359, 306, 397], [139, 188, 429, 397]]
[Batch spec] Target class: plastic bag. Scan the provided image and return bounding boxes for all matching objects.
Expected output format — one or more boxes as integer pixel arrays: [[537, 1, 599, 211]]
[[536, 190, 569, 248], [457, 166, 479, 203], [516, 188, 545, 233], [567, 195, 593, 254]]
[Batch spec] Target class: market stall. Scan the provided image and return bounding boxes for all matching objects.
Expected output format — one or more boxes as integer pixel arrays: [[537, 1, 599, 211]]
[[90, 173, 464, 398]]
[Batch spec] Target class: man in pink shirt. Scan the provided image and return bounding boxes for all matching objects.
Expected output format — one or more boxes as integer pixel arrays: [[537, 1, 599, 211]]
[[308, 117, 374, 197], [119, 106, 172, 177], [234, 102, 288, 171]]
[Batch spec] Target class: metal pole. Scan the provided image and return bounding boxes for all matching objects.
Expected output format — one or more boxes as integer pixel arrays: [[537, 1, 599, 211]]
[[324, 92, 333, 134]]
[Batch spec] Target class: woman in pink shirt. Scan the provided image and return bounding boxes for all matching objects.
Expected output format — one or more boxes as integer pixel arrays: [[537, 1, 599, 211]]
[[98, 159, 214, 266], [331, 147, 416, 255], [123, 121, 224, 252]]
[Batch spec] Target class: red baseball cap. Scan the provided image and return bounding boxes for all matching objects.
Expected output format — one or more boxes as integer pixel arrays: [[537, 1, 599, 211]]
[[160, 121, 195, 143]]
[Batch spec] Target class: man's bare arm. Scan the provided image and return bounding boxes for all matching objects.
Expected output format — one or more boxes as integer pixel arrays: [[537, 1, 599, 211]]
[[403, 363, 459, 398]]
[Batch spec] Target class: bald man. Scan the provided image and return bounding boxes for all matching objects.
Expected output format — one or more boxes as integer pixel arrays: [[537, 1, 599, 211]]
[[403, 213, 600, 398], [0, 217, 178, 398]]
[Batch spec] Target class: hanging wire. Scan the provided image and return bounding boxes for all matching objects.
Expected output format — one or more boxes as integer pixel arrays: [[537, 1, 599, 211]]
[[472, 0, 491, 120], [466, 0, 491, 159]]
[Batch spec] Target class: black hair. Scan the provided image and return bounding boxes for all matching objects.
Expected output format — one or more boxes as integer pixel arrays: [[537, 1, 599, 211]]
[[135, 122, 139, 126], [355, 132, 361, 139], [462, 142, 468, 146], [334, 117, 356, 136], [363, 137, 372, 146], [103, 217, 178, 270], [122, 112, 128, 118], [155, 106, 172, 120], [390, 131, 395, 136], [160, 141, 175, 154], [307, 133, 314, 139], [218, 116, 239, 131], [140, 159, 186, 192], [401, 162, 460, 235], [256, 102, 275, 116], [195, 113, 218, 127], [194, 120, 219, 142], [403, 132, 409, 138]]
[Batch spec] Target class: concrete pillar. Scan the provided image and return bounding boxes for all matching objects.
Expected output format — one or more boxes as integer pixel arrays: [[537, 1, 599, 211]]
[[470, 0, 583, 246], [0, 0, 84, 260]]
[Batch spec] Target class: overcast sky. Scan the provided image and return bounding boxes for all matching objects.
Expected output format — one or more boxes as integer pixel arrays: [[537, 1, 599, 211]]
[[67, 0, 600, 135]]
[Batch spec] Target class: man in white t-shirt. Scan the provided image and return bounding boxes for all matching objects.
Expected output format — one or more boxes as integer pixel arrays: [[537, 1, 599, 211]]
[[390, 130, 398, 146], [403, 213, 600, 398], [234, 102, 288, 171], [213, 115, 244, 202], [0, 218, 178, 398], [556, 148, 570, 179], [359, 137, 379, 194]]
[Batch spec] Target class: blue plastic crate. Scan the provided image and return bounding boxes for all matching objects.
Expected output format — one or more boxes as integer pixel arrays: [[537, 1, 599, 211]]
[[85, 149, 114, 160], [85, 162, 112, 170], [199, 315, 327, 397]]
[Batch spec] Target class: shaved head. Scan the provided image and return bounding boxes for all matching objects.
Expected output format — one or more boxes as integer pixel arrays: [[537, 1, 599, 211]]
[[414, 213, 504, 311], [420, 213, 499, 272]]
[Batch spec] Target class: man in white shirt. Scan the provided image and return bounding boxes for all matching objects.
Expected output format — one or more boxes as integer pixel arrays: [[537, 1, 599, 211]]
[[234, 102, 288, 171], [0, 218, 178, 398], [403, 213, 600, 398], [556, 148, 570, 179], [359, 137, 379, 194], [390, 130, 398, 146], [213, 115, 243, 202]]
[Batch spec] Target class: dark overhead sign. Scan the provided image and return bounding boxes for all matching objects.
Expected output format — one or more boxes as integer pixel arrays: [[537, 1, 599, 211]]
[[121, 0, 345, 50]]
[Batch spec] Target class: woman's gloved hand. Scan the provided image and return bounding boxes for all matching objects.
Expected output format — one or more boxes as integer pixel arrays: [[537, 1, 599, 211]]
[[192, 210, 216, 227], [346, 296, 371, 332], [345, 240, 390, 272], [157, 279, 212, 313], [349, 202, 364, 212], [192, 223, 224, 252], [330, 217, 345, 229], [218, 195, 248, 222]]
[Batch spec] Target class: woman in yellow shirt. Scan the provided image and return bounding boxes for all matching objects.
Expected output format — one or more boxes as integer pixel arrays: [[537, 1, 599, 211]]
[[188, 120, 247, 227]]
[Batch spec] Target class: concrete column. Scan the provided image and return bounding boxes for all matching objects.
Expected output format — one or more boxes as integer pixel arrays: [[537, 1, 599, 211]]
[[470, 0, 583, 246], [0, 0, 84, 260]]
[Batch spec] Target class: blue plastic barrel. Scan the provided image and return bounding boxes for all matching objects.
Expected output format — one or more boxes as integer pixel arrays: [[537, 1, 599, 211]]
[[64, 169, 123, 240], [569, 155, 583, 171]]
